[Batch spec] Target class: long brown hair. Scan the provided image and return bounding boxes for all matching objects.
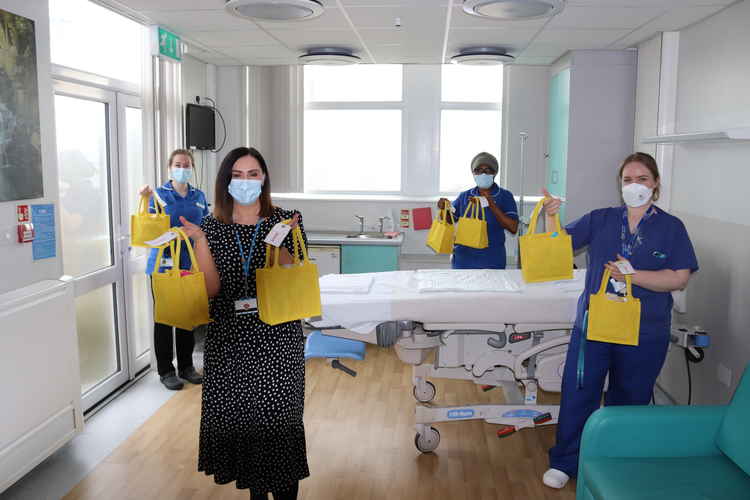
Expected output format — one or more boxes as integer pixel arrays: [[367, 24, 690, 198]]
[[619, 152, 660, 201], [213, 147, 274, 224]]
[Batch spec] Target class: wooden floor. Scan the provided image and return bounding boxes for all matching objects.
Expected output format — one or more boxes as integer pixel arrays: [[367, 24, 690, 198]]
[[64, 345, 576, 500]]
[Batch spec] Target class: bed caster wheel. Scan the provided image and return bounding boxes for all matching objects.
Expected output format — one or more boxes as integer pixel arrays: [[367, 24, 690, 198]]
[[415, 427, 440, 453], [413, 381, 436, 403]]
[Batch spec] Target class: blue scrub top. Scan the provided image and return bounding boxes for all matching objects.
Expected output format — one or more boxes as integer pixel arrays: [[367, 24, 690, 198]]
[[146, 181, 209, 274], [451, 184, 518, 270], [566, 205, 698, 335]]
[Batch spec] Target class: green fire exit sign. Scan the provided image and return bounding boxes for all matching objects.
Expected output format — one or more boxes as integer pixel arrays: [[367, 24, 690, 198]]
[[157, 27, 181, 61]]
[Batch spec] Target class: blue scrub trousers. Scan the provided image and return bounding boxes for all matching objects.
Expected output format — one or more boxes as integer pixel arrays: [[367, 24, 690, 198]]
[[549, 326, 670, 476]]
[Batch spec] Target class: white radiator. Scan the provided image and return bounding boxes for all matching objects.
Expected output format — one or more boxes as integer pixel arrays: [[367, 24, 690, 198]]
[[0, 279, 83, 493]]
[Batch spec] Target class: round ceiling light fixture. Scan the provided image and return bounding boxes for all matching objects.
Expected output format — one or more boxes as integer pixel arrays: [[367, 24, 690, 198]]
[[298, 48, 362, 65], [451, 47, 515, 65], [225, 0, 324, 22], [462, 0, 564, 20]]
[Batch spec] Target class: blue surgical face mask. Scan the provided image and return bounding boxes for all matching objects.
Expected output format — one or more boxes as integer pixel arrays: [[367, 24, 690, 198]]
[[473, 173, 495, 189], [228, 179, 263, 206], [171, 167, 192, 184]]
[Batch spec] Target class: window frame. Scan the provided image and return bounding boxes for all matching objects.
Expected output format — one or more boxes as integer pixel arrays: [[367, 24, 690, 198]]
[[301, 64, 504, 197]]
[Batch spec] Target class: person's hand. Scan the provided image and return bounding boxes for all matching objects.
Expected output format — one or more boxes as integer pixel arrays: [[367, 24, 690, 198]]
[[478, 189, 495, 205], [288, 212, 301, 229], [437, 198, 450, 210], [542, 188, 562, 215], [138, 184, 153, 198], [179, 216, 206, 242], [605, 254, 631, 282]]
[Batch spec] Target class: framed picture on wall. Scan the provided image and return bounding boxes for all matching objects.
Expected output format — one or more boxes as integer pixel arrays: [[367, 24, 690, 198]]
[[0, 8, 43, 202]]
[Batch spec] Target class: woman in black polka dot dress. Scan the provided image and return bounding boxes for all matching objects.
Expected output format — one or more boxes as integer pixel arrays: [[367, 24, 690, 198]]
[[180, 147, 309, 500]]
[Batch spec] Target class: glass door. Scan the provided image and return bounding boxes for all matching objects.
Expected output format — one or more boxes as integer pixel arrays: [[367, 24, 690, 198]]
[[54, 81, 129, 411], [117, 93, 152, 375]]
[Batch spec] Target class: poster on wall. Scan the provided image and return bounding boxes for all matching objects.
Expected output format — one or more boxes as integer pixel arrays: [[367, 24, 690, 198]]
[[0, 8, 43, 202]]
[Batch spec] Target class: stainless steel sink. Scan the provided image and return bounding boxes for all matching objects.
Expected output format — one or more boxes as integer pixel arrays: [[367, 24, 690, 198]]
[[346, 233, 394, 239]]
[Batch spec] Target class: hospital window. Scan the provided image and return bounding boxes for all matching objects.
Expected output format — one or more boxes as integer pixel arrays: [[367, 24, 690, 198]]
[[49, 0, 144, 84], [439, 65, 503, 194], [303, 65, 404, 193]]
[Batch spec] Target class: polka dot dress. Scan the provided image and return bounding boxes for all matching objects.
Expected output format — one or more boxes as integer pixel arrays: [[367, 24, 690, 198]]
[[198, 207, 309, 493]]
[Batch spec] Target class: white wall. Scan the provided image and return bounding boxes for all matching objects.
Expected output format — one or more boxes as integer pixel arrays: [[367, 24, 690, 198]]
[[0, 0, 62, 295], [566, 50, 637, 224], [637, 0, 750, 404], [503, 65, 549, 201], [633, 35, 661, 156], [181, 54, 217, 201]]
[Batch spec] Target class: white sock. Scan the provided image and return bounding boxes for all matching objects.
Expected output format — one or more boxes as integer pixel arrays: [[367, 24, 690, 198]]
[[543, 468, 570, 489]]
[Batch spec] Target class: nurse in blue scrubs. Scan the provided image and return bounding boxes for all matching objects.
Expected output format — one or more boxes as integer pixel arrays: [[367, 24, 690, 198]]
[[541, 152, 699, 489], [438, 152, 519, 269], [139, 149, 209, 391]]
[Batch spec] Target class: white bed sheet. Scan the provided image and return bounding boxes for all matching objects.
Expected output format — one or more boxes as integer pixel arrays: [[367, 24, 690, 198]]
[[319, 269, 585, 334]]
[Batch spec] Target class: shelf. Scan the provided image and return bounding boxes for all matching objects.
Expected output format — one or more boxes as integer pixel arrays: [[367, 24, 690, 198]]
[[642, 127, 750, 144]]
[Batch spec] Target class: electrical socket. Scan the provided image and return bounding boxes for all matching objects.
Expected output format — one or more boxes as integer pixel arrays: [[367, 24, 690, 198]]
[[717, 363, 732, 388]]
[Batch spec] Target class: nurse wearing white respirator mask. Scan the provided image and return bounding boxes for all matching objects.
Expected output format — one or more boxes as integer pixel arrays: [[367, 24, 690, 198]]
[[540, 152, 699, 490]]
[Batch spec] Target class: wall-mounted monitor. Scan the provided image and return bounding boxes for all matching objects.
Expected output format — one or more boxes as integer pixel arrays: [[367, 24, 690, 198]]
[[185, 103, 215, 150]]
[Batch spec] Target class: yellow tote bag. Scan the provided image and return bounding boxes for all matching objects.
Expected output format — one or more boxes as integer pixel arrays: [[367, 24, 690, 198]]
[[151, 228, 210, 330], [426, 207, 455, 254], [455, 198, 488, 249], [256, 226, 322, 326], [587, 269, 641, 346], [519, 198, 574, 283], [131, 194, 170, 247]]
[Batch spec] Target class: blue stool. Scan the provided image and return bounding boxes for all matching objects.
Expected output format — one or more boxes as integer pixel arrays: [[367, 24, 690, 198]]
[[305, 330, 366, 377]]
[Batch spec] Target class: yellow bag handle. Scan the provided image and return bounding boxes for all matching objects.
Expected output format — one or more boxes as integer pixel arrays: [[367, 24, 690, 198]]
[[263, 220, 309, 269], [153, 237, 177, 274], [461, 197, 486, 221], [528, 198, 562, 235], [138, 193, 165, 216], [439, 206, 454, 224], [171, 227, 202, 273], [596, 268, 634, 301]]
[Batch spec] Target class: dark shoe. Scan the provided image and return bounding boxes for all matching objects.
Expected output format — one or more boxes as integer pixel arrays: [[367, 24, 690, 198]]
[[179, 366, 204, 385], [160, 373, 184, 391]]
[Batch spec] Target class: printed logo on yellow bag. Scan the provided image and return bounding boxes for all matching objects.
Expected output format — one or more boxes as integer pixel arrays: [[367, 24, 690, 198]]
[[426, 207, 455, 255], [455, 198, 488, 249], [587, 269, 641, 346], [151, 227, 211, 330], [131, 194, 170, 248], [256, 225, 322, 326], [519, 198, 573, 283]]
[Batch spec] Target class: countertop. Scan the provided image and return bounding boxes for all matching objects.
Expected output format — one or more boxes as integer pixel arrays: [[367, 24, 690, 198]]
[[306, 231, 404, 247]]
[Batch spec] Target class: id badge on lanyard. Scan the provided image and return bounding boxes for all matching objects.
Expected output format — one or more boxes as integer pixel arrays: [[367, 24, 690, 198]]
[[620, 206, 655, 259], [234, 218, 264, 316]]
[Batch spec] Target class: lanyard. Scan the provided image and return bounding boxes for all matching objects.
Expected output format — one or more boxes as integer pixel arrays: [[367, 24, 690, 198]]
[[234, 218, 264, 297], [620, 206, 656, 259]]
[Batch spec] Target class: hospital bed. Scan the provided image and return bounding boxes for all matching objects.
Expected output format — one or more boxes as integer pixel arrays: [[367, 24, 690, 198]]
[[306, 269, 584, 452], [305, 268, 711, 453]]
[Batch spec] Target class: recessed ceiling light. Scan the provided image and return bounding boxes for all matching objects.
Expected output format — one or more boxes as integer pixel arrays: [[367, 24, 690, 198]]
[[299, 48, 362, 65], [463, 0, 564, 20], [225, 0, 324, 22], [451, 48, 515, 65]]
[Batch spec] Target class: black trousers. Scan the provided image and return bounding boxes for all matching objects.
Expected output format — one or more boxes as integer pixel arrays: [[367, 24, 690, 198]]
[[153, 322, 195, 376]]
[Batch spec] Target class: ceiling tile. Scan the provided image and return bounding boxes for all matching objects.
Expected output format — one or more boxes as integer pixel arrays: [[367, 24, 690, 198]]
[[187, 29, 279, 47], [255, 7, 350, 30], [447, 27, 539, 49], [546, 6, 666, 30], [518, 42, 567, 58], [568, 0, 732, 6], [345, 5, 447, 29], [646, 6, 725, 30], [534, 28, 631, 47], [267, 29, 362, 51], [141, 9, 256, 31], [513, 56, 559, 65], [219, 44, 297, 59], [115, 0, 225, 11]]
